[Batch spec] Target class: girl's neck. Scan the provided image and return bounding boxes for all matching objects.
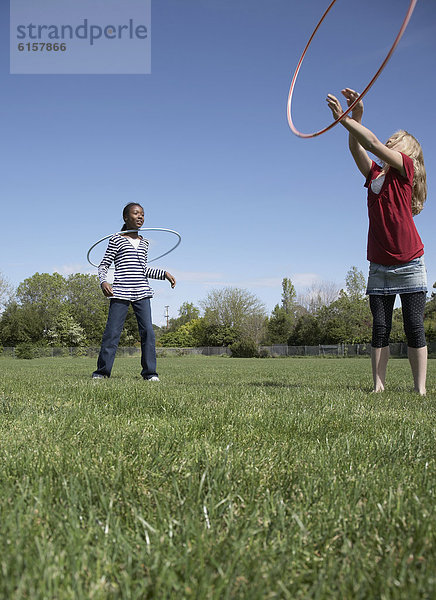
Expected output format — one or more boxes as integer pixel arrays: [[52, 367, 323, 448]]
[[121, 230, 140, 239]]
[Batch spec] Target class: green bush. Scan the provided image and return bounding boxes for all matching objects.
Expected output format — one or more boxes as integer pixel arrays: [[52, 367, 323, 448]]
[[230, 339, 259, 358], [15, 342, 37, 359], [71, 347, 87, 357]]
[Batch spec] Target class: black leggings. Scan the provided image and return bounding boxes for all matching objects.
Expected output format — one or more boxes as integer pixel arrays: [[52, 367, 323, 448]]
[[369, 292, 427, 348]]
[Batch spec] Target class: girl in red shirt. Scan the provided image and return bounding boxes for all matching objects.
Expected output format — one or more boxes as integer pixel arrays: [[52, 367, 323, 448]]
[[326, 89, 428, 395]]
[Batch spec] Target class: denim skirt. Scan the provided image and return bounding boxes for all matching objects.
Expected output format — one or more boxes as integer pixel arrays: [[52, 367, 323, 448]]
[[366, 256, 427, 295]]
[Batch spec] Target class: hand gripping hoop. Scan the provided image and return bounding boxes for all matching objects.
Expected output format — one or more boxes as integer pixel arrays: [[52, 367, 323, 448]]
[[287, 0, 418, 138], [86, 228, 182, 268]]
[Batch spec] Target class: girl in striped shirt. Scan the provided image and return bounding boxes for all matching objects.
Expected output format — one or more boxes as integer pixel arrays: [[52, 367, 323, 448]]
[[92, 203, 176, 381]]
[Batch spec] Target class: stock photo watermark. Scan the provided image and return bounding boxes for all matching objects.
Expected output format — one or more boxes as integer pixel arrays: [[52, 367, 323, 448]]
[[10, 0, 151, 74]]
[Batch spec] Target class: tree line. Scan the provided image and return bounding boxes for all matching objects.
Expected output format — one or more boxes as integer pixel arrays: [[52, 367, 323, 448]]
[[0, 268, 435, 352]]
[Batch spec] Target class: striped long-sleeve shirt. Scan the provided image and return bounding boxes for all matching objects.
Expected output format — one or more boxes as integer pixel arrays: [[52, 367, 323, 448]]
[[98, 234, 166, 301]]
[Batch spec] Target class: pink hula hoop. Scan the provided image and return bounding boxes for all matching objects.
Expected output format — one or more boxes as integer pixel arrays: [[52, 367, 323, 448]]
[[287, 0, 418, 138]]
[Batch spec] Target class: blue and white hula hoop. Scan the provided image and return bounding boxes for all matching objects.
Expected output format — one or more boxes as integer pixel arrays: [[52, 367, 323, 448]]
[[86, 228, 182, 268]]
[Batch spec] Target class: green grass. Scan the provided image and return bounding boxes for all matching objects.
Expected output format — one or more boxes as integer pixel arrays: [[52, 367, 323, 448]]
[[0, 356, 435, 599]]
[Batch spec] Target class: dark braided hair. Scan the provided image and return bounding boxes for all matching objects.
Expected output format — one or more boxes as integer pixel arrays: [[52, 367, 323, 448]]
[[121, 202, 144, 231]]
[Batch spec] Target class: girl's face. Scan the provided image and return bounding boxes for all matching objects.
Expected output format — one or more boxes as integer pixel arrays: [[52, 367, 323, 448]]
[[124, 205, 144, 230], [385, 136, 398, 150], [385, 133, 405, 153]]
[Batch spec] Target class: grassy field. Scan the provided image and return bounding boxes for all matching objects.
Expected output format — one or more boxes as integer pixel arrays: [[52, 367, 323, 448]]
[[0, 355, 435, 599]]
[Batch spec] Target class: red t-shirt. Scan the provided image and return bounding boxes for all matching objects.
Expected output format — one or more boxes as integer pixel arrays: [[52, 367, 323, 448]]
[[365, 153, 424, 265]]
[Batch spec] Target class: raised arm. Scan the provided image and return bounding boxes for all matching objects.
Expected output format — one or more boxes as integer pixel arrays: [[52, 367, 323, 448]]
[[326, 89, 405, 177], [342, 89, 372, 177]]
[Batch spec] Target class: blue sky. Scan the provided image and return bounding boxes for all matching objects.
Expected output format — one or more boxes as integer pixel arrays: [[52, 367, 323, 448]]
[[1, 0, 435, 326]]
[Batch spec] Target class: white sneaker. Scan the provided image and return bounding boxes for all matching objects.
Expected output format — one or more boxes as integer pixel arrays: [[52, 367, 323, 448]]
[[147, 376, 160, 382]]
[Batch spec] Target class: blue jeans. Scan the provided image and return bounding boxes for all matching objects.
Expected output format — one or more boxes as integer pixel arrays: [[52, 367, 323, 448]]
[[93, 298, 157, 379]]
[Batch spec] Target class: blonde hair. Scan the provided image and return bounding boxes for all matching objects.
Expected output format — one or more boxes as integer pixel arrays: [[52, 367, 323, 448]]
[[385, 130, 427, 215]]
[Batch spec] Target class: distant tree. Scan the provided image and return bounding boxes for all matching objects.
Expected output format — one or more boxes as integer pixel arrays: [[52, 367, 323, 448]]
[[266, 305, 294, 344], [16, 272, 67, 338], [320, 291, 372, 344], [319, 267, 371, 343], [45, 306, 87, 346], [65, 274, 108, 344], [8, 272, 107, 345], [158, 319, 201, 347], [0, 302, 32, 346], [1, 273, 67, 345], [425, 282, 436, 317], [201, 287, 267, 343], [266, 278, 301, 344], [424, 282, 436, 341], [281, 277, 297, 314], [16, 272, 66, 307], [167, 302, 200, 332], [290, 267, 371, 345], [288, 313, 322, 346], [230, 338, 260, 358], [345, 266, 366, 300], [0, 272, 14, 312], [192, 319, 241, 347], [297, 281, 339, 313]]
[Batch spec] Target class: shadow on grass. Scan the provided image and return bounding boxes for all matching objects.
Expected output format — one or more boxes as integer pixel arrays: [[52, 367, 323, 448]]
[[248, 381, 305, 390], [248, 381, 375, 393]]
